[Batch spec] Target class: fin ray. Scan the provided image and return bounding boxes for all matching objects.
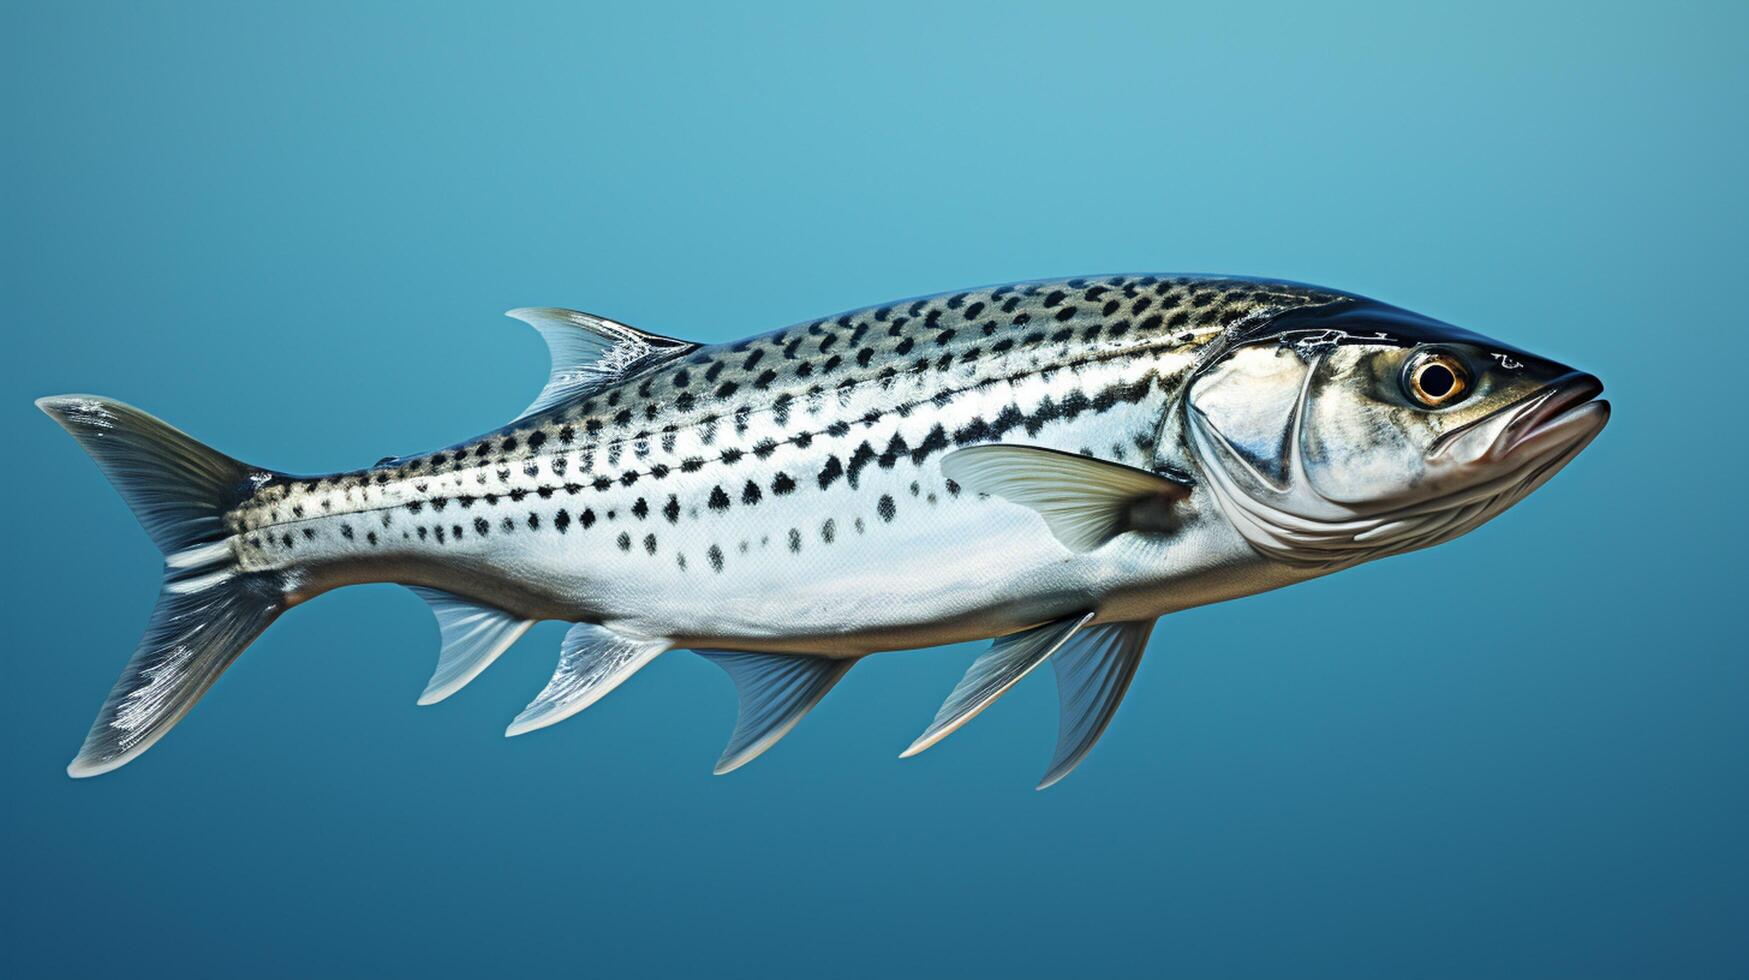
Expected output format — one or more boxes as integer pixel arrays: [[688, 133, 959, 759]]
[[408, 587, 533, 705], [1039, 619, 1155, 789], [38, 395, 284, 776], [505, 308, 696, 422], [37, 395, 270, 555], [939, 445, 1191, 552], [697, 651, 855, 773], [901, 612, 1093, 758], [506, 622, 667, 736]]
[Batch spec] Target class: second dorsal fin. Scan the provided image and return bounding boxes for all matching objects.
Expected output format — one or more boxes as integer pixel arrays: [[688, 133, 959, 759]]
[[505, 307, 698, 423]]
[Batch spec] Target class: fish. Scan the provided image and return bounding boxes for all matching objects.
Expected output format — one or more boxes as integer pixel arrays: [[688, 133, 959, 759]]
[[39, 274, 1609, 785]]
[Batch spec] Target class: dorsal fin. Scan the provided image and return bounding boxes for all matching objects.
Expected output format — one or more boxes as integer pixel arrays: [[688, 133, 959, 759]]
[[505, 307, 698, 423], [696, 651, 855, 774]]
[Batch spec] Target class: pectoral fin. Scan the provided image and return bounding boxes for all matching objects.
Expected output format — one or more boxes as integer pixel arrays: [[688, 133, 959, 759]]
[[939, 445, 1191, 552]]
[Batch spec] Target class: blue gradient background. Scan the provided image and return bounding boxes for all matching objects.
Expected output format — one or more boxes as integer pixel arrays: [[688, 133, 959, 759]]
[[5, 3, 1744, 977]]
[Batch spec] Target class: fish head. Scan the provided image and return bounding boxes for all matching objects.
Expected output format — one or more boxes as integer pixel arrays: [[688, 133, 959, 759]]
[[1183, 299, 1608, 569]]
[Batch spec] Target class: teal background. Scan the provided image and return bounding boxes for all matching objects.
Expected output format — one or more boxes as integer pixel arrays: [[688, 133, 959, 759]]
[[4, 2, 1744, 977]]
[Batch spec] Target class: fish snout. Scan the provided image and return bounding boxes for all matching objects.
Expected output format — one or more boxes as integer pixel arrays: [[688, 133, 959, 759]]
[[1429, 371, 1609, 470], [1492, 371, 1609, 463]]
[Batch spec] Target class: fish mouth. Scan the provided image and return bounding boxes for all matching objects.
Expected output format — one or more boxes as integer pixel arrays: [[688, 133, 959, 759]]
[[1428, 371, 1610, 464], [1490, 372, 1610, 462]]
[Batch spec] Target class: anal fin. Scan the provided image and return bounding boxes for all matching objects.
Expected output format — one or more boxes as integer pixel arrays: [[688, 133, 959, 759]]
[[900, 612, 1094, 758], [1039, 619, 1155, 789], [409, 587, 534, 705], [696, 651, 855, 774], [506, 622, 667, 736]]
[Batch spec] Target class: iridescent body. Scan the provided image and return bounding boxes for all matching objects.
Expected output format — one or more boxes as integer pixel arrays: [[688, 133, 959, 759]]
[[40, 275, 1608, 784]]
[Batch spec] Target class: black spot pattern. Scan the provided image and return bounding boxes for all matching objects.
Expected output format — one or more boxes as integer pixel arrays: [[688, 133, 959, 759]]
[[232, 276, 1340, 572], [817, 456, 843, 489]]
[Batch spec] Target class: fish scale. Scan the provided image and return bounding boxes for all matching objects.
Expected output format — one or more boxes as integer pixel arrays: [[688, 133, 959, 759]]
[[39, 273, 1607, 782], [232, 276, 1318, 639]]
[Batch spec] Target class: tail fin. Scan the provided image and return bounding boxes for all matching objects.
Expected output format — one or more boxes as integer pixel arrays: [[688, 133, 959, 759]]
[[38, 396, 285, 777]]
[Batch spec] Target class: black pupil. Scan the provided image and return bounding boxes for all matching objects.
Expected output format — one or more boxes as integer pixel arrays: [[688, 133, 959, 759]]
[[1418, 362, 1456, 399]]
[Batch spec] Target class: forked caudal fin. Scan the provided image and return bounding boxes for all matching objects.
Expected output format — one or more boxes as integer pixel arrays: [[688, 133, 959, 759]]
[[38, 396, 285, 777]]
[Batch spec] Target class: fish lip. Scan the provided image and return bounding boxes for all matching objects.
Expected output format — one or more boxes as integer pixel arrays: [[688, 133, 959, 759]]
[[1498, 372, 1607, 456], [1430, 372, 1607, 461]]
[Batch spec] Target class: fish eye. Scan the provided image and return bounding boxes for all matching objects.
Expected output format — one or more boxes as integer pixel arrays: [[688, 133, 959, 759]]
[[1403, 350, 1470, 408]]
